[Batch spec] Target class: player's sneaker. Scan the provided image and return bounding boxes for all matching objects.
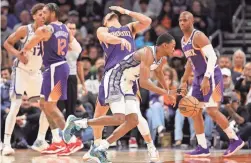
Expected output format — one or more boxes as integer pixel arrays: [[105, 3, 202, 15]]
[[89, 145, 111, 163], [82, 144, 93, 161], [129, 137, 138, 148], [41, 140, 66, 154], [185, 145, 210, 157], [148, 146, 160, 162], [62, 115, 82, 143], [2, 145, 15, 156], [31, 139, 49, 152], [57, 138, 83, 156], [223, 136, 244, 157]]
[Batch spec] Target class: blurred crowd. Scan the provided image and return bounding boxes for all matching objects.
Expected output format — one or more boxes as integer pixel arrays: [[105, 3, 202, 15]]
[[1, 0, 251, 150]]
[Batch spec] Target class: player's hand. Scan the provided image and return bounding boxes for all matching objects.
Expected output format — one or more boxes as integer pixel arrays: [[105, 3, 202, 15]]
[[109, 6, 127, 14], [179, 82, 188, 96], [200, 77, 210, 96], [166, 95, 176, 106], [18, 51, 28, 65], [120, 38, 131, 52]]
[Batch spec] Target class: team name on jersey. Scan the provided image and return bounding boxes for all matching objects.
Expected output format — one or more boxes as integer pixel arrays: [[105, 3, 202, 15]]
[[110, 31, 132, 38], [184, 49, 197, 58], [54, 31, 69, 38]]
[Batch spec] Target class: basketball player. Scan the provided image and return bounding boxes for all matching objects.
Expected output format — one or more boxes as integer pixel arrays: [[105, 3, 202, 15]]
[[31, 22, 84, 153], [2, 3, 46, 156], [179, 11, 244, 157], [77, 6, 159, 161], [63, 33, 176, 162], [21, 3, 83, 155]]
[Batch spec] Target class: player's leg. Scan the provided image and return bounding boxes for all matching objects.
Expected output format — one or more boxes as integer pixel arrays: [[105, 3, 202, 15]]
[[27, 70, 50, 152], [3, 67, 24, 156], [135, 98, 159, 162], [65, 75, 77, 118], [185, 76, 209, 157], [205, 70, 244, 157], [89, 98, 138, 162]]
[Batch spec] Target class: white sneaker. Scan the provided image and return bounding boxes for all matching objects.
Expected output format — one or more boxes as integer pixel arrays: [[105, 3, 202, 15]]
[[31, 139, 49, 152], [148, 147, 159, 162], [82, 145, 93, 161], [2, 145, 15, 156]]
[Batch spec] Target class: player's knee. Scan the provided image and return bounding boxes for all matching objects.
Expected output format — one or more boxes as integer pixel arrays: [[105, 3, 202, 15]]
[[126, 113, 139, 127], [206, 107, 218, 118], [113, 113, 126, 125]]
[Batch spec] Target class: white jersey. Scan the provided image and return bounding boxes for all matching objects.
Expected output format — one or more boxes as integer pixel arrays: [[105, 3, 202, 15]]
[[104, 46, 163, 103], [114, 46, 163, 82], [15, 24, 43, 71]]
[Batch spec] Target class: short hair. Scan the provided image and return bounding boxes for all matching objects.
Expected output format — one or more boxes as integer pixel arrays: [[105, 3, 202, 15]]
[[45, 3, 60, 19], [1, 67, 12, 74], [102, 12, 119, 25], [156, 33, 174, 46], [31, 3, 45, 15]]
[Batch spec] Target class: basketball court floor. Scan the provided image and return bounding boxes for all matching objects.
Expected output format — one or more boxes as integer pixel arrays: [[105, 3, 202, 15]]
[[1, 149, 251, 163]]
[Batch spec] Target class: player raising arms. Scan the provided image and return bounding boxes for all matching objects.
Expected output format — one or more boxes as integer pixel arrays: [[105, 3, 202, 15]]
[[21, 3, 83, 156], [179, 11, 244, 157], [74, 6, 159, 161], [63, 33, 176, 162], [2, 3, 46, 156]]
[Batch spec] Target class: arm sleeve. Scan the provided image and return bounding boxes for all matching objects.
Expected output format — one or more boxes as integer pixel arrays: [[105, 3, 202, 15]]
[[201, 44, 217, 78]]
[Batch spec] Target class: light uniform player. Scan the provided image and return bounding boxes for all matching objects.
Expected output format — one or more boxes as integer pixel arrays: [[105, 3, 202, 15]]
[[2, 3, 46, 156], [66, 6, 158, 161], [21, 3, 83, 156], [63, 33, 176, 162], [179, 11, 244, 157]]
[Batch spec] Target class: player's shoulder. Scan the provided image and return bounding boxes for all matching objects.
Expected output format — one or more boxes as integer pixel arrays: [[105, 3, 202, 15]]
[[193, 30, 207, 40], [97, 26, 108, 33], [37, 25, 54, 34], [16, 25, 28, 33]]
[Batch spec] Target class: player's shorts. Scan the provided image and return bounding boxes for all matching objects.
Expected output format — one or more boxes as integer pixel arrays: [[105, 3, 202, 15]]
[[10, 65, 42, 100], [41, 61, 69, 102], [192, 66, 223, 107], [103, 67, 138, 104]]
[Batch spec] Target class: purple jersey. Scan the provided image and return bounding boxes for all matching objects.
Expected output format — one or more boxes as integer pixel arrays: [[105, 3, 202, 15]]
[[181, 29, 218, 76], [43, 23, 69, 68], [100, 26, 136, 72]]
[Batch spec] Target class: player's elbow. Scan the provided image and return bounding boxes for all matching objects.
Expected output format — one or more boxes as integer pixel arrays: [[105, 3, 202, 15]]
[[145, 17, 152, 25], [3, 40, 9, 51]]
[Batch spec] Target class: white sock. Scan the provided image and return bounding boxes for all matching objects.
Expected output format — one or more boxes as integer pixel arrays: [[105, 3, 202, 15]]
[[146, 141, 155, 149], [94, 139, 102, 146], [68, 135, 77, 144], [4, 134, 11, 147], [223, 126, 238, 140], [51, 128, 62, 143], [98, 140, 110, 150], [196, 134, 207, 149], [74, 119, 88, 128], [4, 98, 22, 146], [37, 111, 49, 141]]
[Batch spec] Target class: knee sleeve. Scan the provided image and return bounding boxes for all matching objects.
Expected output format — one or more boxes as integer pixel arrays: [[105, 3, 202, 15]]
[[5, 98, 22, 135], [135, 99, 150, 136]]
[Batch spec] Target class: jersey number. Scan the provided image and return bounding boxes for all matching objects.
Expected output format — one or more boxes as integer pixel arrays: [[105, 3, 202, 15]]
[[33, 44, 42, 56], [57, 38, 67, 55]]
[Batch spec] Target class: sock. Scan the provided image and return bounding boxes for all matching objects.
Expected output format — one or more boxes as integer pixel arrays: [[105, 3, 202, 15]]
[[4, 134, 11, 146], [37, 111, 49, 141], [94, 139, 102, 146], [74, 119, 88, 128], [223, 126, 238, 140], [4, 98, 22, 146], [98, 140, 110, 150], [68, 135, 77, 144], [51, 128, 62, 143], [196, 134, 207, 149], [146, 141, 155, 149]]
